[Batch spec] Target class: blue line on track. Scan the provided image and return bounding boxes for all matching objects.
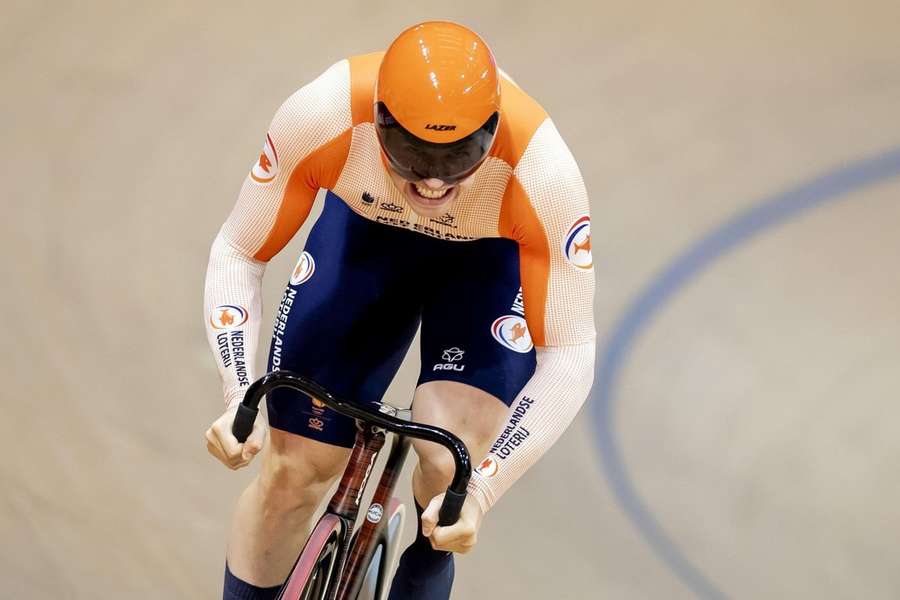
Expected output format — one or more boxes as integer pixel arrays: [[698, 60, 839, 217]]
[[591, 147, 900, 599]]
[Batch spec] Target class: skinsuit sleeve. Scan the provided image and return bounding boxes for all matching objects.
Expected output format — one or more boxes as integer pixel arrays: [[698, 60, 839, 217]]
[[204, 60, 352, 407], [469, 117, 596, 512]]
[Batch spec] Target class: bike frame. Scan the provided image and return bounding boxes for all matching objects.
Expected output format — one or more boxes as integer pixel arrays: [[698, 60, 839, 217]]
[[233, 371, 472, 600], [331, 425, 409, 599]]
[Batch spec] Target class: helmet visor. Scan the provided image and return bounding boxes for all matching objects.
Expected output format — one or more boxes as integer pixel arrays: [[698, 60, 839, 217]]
[[375, 102, 499, 185]]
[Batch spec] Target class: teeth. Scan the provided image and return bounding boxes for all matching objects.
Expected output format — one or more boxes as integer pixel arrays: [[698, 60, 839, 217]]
[[414, 184, 449, 199]]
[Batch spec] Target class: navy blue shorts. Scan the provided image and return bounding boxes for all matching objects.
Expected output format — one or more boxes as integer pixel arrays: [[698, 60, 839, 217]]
[[266, 192, 536, 447]]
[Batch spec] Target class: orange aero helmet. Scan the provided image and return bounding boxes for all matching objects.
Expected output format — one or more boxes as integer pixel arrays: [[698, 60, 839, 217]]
[[375, 21, 501, 184]]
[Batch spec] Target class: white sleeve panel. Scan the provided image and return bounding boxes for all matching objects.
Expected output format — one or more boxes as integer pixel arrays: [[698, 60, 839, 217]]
[[204, 60, 351, 407], [469, 120, 597, 512], [221, 59, 352, 257], [514, 118, 595, 346], [204, 234, 266, 408], [467, 342, 596, 513]]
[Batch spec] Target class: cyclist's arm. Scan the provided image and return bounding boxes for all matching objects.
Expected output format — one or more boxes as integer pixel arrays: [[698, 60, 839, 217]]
[[469, 118, 596, 512], [204, 60, 352, 408]]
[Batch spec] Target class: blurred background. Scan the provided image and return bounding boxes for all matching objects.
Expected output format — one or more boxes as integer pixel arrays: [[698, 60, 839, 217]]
[[3, 0, 899, 598]]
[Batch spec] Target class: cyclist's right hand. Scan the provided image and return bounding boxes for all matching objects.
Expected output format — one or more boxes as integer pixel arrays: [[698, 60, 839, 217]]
[[205, 405, 267, 470]]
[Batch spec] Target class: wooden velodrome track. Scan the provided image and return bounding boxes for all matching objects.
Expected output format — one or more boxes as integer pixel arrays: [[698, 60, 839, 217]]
[[4, 1, 899, 598]]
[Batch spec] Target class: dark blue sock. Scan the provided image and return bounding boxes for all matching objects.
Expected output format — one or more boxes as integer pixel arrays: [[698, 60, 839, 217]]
[[223, 562, 282, 600], [387, 500, 455, 600]]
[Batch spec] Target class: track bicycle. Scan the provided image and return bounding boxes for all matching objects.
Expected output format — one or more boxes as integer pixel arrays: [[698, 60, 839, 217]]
[[232, 371, 472, 600]]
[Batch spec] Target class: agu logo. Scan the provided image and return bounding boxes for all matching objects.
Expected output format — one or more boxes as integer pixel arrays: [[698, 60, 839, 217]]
[[434, 347, 466, 372], [563, 215, 592, 269], [290, 251, 315, 286], [442, 347, 464, 362], [476, 457, 499, 478], [250, 133, 279, 184], [491, 315, 533, 353], [210, 305, 248, 330]]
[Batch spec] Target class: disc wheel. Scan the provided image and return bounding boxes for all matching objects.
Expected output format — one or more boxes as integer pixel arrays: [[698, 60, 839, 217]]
[[356, 498, 406, 600], [279, 514, 344, 600], [354, 540, 386, 600]]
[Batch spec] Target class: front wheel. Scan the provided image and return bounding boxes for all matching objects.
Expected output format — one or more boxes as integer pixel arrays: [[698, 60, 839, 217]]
[[279, 514, 344, 600], [355, 540, 386, 600], [356, 498, 406, 600]]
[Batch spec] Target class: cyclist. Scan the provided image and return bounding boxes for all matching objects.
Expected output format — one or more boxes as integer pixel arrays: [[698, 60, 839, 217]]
[[204, 21, 595, 600]]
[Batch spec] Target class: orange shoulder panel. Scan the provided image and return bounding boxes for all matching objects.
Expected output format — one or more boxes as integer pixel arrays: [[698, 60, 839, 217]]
[[349, 52, 384, 126], [491, 77, 548, 169], [499, 176, 550, 346], [253, 128, 353, 261]]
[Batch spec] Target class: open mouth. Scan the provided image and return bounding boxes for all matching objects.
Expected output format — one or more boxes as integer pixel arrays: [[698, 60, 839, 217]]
[[410, 182, 454, 205], [413, 183, 450, 199]]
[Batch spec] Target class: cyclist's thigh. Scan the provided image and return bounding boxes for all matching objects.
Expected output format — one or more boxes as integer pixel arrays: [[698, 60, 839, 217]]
[[412, 237, 536, 471], [266, 192, 423, 448], [259, 428, 351, 490], [418, 235, 536, 407], [411, 380, 511, 467]]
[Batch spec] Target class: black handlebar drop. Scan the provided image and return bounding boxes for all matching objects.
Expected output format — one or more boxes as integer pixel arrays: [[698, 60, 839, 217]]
[[437, 488, 469, 527], [231, 403, 258, 443], [231, 371, 472, 526]]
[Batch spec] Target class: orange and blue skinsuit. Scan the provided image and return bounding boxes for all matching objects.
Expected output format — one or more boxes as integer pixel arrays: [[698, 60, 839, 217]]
[[205, 53, 596, 517]]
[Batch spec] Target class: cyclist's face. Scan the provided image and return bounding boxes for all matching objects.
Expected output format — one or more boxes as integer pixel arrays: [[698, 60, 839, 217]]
[[384, 160, 477, 218]]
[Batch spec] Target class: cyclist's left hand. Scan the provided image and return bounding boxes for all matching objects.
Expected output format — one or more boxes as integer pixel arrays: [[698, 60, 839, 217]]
[[421, 493, 485, 554]]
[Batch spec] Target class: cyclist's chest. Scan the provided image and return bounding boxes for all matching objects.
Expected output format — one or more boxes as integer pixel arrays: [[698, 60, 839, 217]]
[[330, 124, 513, 242]]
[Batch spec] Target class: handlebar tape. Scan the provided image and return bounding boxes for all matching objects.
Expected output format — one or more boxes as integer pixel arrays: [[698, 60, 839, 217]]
[[437, 488, 467, 526], [231, 403, 258, 443]]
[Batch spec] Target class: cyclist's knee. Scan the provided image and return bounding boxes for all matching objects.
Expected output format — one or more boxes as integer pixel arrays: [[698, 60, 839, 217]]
[[257, 429, 349, 513], [412, 439, 457, 494], [411, 381, 509, 499]]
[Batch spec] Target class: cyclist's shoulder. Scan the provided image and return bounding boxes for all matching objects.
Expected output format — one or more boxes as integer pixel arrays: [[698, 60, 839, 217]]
[[263, 57, 360, 167], [346, 51, 385, 126], [490, 72, 550, 171], [270, 52, 384, 141], [495, 75, 588, 241], [494, 74, 583, 197], [273, 58, 353, 127]]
